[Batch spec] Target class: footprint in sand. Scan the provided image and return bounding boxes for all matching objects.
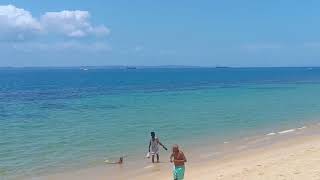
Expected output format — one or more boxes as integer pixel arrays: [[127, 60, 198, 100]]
[[242, 168, 249, 173], [313, 171, 320, 176], [293, 170, 300, 174]]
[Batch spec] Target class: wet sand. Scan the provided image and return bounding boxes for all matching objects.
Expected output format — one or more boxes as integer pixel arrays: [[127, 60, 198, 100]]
[[27, 124, 320, 180]]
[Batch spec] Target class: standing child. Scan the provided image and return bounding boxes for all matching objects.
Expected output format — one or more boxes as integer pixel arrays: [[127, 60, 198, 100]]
[[148, 132, 167, 163]]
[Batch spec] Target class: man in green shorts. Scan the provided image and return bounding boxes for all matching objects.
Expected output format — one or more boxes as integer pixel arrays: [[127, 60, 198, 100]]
[[170, 144, 187, 180]]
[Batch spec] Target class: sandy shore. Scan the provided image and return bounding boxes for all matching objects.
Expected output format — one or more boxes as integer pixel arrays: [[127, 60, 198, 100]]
[[28, 126, 320, 180], [131, 134, 320, 180]]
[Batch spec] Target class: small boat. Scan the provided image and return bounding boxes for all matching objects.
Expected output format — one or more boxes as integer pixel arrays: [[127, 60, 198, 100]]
[[126, 66, 137, 70], [215, 66, 230, 69]]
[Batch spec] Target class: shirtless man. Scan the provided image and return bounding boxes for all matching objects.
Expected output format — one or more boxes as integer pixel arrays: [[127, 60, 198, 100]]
[[148, 132, 168, 163], [170, 144, 187, 180]]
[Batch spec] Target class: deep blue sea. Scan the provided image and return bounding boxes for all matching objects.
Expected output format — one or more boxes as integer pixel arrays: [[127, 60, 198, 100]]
[[1, 67, 320, 179]]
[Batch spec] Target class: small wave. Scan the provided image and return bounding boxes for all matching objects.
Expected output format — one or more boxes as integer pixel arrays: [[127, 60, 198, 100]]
[[266, 132, 276, 136], [297, 126, 307, 130], [278, 129, 296, 134], [267, 125, 307, 136]]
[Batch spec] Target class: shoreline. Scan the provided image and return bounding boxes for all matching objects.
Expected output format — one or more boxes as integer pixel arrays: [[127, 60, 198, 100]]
[[145, 134, 320, 179], [133, 124, 320, 180], [22, 121, 320, 180]]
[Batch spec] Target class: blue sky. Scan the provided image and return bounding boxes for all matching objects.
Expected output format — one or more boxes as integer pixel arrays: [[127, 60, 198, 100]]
[[1, 0, 320, 67]]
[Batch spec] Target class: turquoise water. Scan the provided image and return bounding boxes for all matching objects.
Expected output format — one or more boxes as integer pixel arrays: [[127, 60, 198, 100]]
[[1, 67, 320, 179]]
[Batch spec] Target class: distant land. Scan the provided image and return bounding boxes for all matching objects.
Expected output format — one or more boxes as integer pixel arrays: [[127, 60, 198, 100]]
[[0, 66, 319, 70], [0, 65, 217, 70]]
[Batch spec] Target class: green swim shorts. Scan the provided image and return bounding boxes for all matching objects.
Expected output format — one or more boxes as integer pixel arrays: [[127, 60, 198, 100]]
[[173, 166, 185, 180]]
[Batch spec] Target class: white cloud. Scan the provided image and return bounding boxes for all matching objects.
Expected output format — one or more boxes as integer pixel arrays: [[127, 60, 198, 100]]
[[40, 10, 110, 38], [0, 5, 42, 41], [0, 5, 110, 41]]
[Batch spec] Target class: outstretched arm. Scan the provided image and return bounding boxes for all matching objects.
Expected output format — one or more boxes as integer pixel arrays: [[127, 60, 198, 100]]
[[158, 139, 168, 150]]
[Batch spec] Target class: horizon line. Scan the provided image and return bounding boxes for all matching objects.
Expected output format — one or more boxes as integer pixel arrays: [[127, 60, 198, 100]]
[[0, 65, 319, 69]]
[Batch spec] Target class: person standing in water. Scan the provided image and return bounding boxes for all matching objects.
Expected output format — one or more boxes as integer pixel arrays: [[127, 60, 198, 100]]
[[148, 132, 168, 163], [170, 144, 187, 180]]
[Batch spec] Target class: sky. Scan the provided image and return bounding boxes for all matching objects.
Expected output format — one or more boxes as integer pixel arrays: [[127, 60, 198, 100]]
[[1, 0, 320, 67]]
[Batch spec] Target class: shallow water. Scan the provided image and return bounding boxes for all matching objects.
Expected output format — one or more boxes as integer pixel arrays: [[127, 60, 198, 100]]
[[1, 67, 320, 179]]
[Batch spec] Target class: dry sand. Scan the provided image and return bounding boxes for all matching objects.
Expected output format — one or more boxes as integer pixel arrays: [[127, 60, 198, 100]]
[[132, 135, 320, 180]]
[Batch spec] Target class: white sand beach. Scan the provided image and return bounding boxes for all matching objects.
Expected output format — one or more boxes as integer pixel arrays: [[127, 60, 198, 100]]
[[133, 135, 320, 180], [31, 125, 320, 180]]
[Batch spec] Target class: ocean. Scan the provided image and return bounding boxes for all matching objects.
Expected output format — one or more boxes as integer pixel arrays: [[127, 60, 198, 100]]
[[1, 67, 320, 179]]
